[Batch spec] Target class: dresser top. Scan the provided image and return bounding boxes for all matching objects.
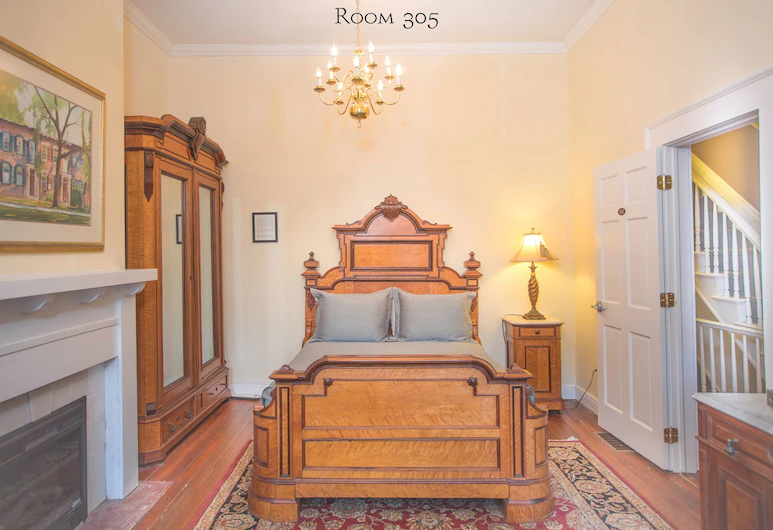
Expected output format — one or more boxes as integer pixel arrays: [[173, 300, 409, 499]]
[[502, 315, 564, 326], [693, 393, 773, 436]]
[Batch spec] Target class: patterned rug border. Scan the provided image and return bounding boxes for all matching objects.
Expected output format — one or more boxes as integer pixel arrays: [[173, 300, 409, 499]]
[[549, 441, 674, 529], [193, 439, 676, 530], [189, 438, 253, 530]]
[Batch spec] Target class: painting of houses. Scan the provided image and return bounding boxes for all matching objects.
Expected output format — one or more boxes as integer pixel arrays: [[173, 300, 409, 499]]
[[0, 69, 92, 226]]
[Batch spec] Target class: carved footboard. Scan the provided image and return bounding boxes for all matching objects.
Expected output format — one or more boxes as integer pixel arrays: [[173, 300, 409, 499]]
[[248, 355, 553, 524]]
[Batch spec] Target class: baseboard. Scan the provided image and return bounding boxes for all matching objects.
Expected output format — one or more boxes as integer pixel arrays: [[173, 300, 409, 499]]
[[230, 380, 272, 400], [577, 388, 599, 415], [561, 384, 598, 415]]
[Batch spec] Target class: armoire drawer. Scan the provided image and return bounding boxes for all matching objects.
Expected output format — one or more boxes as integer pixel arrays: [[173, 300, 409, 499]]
[[205, 375, 229, 406], [162, 398, 196, 442], [702, 406, 773, 473]]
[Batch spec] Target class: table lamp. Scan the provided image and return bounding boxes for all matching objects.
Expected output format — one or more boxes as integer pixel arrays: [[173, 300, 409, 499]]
[[511, 228, 559, 320]]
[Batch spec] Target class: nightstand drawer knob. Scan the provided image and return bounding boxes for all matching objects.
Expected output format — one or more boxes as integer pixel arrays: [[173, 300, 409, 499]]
[[535, 330, 541, 335]]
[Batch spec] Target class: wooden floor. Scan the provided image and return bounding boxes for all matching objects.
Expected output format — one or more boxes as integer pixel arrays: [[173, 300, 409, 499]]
[[131, 398, 700, 529]]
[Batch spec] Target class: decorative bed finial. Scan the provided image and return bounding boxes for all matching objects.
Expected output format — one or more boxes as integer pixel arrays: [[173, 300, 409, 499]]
[[303, 252, 320, 286], [376, 194, 406, 221]]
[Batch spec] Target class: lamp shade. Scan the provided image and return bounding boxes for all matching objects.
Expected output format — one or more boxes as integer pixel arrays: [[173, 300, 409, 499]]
[[511, 229, 559, 263]]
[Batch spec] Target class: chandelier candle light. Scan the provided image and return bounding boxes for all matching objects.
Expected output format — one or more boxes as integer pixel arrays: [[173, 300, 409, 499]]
[[314, 0, 404, 127], [510, 229, 559, 320]]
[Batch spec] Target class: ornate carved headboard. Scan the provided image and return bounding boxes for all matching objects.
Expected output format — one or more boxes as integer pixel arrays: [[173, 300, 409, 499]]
[[302, 195, 482, 344]]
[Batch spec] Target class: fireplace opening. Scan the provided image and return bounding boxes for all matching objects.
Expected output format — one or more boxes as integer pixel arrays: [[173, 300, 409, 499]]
[[0, 398, 87, 530]]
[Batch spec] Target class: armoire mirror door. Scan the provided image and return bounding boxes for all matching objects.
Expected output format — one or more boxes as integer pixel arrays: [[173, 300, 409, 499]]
[[195, 172, 223, 382], [158, 162, 194, 404]]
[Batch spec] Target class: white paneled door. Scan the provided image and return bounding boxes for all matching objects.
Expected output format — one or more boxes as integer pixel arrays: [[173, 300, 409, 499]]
[[594, 150, 669, 469]]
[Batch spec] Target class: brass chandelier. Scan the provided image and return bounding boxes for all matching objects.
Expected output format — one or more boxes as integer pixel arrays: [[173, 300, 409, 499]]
[[314, 0, 404, 127]]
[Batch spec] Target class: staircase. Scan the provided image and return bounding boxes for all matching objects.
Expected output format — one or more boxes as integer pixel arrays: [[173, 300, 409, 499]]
[[692, 153, 765, 393]]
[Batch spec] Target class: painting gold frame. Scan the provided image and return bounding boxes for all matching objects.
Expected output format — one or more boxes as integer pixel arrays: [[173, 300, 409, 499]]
[[0, 35, 106, 252]]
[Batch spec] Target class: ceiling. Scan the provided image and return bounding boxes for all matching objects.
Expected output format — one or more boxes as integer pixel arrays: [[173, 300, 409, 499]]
[[127, 0, 613, 55]]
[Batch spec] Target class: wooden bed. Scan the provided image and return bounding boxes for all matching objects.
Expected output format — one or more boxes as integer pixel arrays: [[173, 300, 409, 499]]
[[248, 195, 553, 523]]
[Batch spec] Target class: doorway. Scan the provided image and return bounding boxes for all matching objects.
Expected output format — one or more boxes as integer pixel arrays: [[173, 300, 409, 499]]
[[594, 67, 773, 473], [689, 124, 764, 395]]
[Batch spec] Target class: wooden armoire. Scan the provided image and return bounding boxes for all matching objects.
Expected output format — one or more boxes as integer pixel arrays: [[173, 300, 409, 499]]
[[125, 115, 231, 465]]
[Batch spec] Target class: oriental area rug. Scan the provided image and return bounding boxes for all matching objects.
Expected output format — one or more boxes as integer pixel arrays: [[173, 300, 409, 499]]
[[192, 441, 672, 530]]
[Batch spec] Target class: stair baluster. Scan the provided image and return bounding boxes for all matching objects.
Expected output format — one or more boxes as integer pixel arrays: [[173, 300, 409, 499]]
[[722, 212, 730, 296], [702, 191, 711, 272], [694, 184, 702, 253], [753, 250, 763, 327], [712, 202, 720, 274], [743, 334, 750, 393], [699, 325, 707, 392], [742, 237, 753, 324]]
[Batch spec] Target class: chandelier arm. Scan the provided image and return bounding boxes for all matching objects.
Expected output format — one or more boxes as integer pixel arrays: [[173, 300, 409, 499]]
[[336, 88, 354, 116], [317, 92, 339, 107], [365, 91, 383, 115], [379, 91, 402, 106]]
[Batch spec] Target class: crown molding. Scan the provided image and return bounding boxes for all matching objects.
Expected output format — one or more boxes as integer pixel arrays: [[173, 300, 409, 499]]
[[123, 0, 174, 55], [170, 41, 567, 57], [563, 0, 616, 51], [123, 0, 616, 57]]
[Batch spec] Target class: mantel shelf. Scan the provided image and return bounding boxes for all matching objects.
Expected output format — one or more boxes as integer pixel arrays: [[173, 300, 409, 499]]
[[0, 269, 157, 301]]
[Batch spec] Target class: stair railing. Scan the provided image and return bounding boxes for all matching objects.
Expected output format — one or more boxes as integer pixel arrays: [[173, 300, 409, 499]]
[[697, 319, 764, 393], [693, 166, 763, 327]]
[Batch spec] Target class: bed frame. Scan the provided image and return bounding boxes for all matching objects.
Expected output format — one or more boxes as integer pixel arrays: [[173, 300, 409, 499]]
[[248, 195, 553, 523]]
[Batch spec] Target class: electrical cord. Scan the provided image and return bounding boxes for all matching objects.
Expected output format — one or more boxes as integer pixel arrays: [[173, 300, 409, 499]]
[[501, 314, 523, 345], [568, 369, 597, 409]]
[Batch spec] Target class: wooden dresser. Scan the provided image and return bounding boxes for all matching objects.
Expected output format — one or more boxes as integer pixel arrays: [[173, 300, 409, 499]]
[[125, 115, 231, 465], [503, 315, 564, 411], [695, 393, 773, 530]]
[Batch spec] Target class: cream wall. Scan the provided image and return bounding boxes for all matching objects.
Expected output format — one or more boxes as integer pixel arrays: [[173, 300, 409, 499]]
[[568, 0, 773, 396], [124, 20, 170, 117], [123, 39, 575, 390], [0, 0, 125, 274]]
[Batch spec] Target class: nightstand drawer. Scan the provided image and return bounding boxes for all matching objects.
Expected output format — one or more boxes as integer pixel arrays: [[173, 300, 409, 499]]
[[518, 327, 556, 338]]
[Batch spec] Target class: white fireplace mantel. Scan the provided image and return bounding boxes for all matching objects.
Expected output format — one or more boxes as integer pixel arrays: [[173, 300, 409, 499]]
[[0, 268, 156, 301], [0, 267, 156, 509]]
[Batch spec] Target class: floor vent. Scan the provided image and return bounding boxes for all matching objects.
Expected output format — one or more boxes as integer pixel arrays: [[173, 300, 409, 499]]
[[596, 431, 633, 451]]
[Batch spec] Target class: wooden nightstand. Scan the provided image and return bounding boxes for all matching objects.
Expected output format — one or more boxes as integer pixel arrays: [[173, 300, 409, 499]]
[[503, 315, 564, 411]]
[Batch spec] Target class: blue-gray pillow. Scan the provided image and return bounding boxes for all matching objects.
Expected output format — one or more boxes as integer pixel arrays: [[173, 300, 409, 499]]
[[393, 289, 476, 342], [310, 288, 394, 342]]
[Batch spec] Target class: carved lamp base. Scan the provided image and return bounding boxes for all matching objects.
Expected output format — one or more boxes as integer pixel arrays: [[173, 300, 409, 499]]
[[522, 263, 546, 320]]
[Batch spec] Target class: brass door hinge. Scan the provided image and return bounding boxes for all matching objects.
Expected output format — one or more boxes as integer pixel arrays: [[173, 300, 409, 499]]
[[657, 175, 673, 190], [660, 292, 675, 308], [664, 427, 679, 444]]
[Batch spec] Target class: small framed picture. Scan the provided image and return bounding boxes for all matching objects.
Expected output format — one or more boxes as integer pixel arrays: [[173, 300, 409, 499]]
[[175, 214, 182, 244], [252, 212, 278, 243]]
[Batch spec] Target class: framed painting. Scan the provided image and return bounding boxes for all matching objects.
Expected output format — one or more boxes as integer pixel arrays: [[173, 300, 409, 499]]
[[0, 36, 105, 252], [252, 212, 278, 243]]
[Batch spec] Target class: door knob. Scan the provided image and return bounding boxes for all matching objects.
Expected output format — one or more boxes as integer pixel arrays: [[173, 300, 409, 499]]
[[591, 301, 607, 313]]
